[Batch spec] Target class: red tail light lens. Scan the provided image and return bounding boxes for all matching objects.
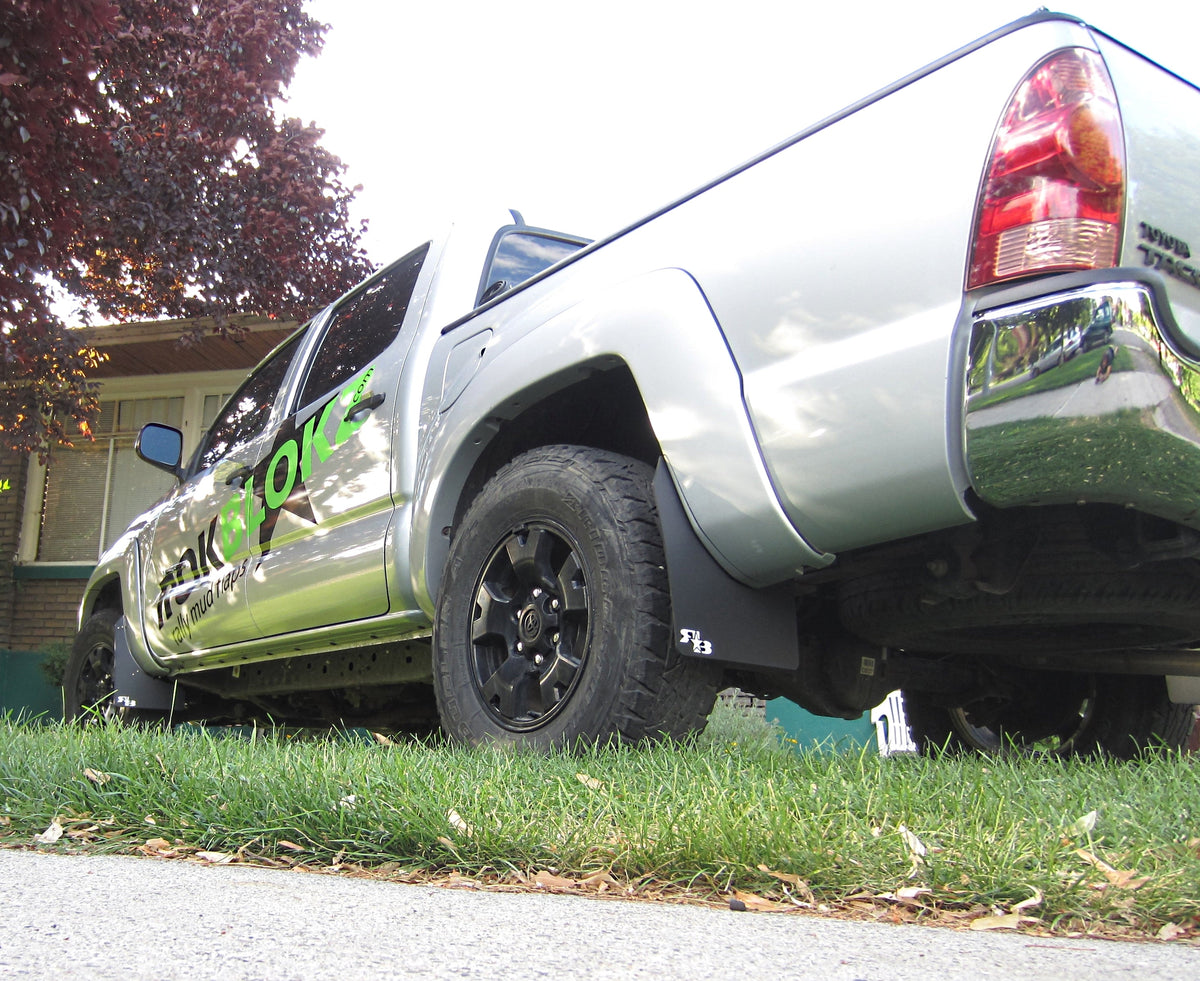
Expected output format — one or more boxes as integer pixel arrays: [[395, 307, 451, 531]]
[[968, 48, 1125, 290]]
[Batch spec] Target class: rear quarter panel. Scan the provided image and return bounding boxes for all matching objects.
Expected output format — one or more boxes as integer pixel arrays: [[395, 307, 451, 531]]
[[640, 17, 1095, 555], [416, 16, 1115, 599]]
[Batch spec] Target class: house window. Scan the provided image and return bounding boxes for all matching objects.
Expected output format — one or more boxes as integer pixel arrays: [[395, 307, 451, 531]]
[[35, 397, 187, 562]]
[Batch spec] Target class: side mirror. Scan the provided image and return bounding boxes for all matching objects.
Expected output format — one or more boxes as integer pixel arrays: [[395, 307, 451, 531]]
[[136, 423, 184, 478], [479, 279, 509, 305]]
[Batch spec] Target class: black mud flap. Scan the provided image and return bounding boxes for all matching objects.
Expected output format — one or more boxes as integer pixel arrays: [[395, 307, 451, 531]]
[[653, 462, 799, 671], [112, 616, 182, 713]]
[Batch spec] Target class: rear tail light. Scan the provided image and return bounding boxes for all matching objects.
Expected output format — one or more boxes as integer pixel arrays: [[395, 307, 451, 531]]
[[968, 48, 1125, 290]]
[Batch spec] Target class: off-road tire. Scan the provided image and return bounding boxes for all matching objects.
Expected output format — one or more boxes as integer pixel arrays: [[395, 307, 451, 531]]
[[65, 608, 123, 722], [433, 445, 721, 749], [903, 673, 1194, 759], [66, 608, 169, 724]]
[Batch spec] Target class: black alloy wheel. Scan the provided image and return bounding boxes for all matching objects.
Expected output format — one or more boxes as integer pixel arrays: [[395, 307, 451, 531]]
[[469, 521, 590, 731]]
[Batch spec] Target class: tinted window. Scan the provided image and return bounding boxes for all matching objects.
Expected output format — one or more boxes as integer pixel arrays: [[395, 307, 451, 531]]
[[298, 243, 429, 407], [478, 231, 585, 304], [195, 329, 307, 472]]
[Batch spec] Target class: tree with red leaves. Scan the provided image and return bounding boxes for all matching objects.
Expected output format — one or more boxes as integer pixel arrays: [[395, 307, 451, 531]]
[[0, 0, 372, 453]]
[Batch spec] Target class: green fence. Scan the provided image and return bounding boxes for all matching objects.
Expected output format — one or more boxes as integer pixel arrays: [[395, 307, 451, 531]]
[[0, 650, 64, 721]]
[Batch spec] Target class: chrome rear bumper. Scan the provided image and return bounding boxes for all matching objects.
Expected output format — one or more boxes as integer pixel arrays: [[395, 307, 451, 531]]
[[965, 282, 1200, 530]]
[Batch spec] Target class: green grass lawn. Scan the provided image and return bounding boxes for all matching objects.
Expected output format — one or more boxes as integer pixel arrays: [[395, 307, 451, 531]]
[[968, 408, 1200, 517], [971, 345, 1134, 411], [2, 705, 1198, 941]]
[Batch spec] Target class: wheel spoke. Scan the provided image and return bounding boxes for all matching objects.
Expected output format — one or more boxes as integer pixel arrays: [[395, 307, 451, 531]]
[[538, 650, 581, 710], [471, 580, 517, 647], [553, 552, 587, 613], [479, 655, 533, 720], [505, 527, 557, 592]]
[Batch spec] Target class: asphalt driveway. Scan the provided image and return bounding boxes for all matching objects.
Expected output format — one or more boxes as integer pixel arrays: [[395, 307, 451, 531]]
[[2, 850, 1196, 980]]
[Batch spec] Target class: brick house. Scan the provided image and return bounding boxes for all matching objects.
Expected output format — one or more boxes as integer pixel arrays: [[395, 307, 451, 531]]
[[0, 315, 297, 705]]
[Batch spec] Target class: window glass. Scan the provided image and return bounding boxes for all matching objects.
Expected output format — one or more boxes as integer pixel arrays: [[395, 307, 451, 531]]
[[194, 328, 306, 472], [298, 243, 430, 407], [37, 396, 185, 561], [202, 392, 233, 429], [478, 231, 585, 303]]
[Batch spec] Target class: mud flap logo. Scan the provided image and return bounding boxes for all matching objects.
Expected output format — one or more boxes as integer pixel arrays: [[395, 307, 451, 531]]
[[679, 628, 714, 656]]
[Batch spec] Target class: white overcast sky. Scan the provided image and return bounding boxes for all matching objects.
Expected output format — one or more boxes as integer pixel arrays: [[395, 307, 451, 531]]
[[286, 0, 1200, 267]]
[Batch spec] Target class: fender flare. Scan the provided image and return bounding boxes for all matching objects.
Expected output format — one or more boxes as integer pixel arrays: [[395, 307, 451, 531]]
[[414, 267, 833, 611]]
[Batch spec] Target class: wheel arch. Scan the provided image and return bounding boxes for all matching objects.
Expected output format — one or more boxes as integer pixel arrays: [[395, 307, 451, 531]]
[[455, 365, 659, 523], [414, 266, 830, 612], [420, 362, 659, 607], [78, 573, 124, 629]]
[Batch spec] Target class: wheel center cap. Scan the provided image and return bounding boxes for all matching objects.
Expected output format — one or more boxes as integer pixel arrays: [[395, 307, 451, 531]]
[[518, 607, 543, 645]]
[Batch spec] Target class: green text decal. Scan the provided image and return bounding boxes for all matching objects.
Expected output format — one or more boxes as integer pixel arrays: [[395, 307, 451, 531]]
[[153, 367, 379, 633]]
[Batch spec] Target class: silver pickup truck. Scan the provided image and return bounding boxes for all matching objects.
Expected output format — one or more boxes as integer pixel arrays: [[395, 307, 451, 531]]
[[70, 11, 1200, 754]]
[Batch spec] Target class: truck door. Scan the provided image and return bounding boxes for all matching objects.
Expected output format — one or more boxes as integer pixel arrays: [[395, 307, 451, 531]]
[[245, 243, 430, 637], [141, 330, 307, 656]]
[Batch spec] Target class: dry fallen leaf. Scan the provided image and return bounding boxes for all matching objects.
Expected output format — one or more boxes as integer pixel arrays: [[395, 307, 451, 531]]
[[65, 825, 101, 842], [532, 870, 578, 891], [442, 874, 480, 890], [1075, 849, 1148, 890], [277, 840, 305, 852], [575, 773, 604, 791], [579, 871, 617, 891], [1012, 888, 1044, 913], [757, 864, 803, 887], [447, 808, 474, 838], [83, 768, 111, 786], [195, 850, 233, 865], [758, 865, 815, 903], [1158, 922, 1189, 942], [898, 824, 927, 858], [970, 913, 1039, 931], [730, 890, 787, 912], [34, 820, 64, 844]]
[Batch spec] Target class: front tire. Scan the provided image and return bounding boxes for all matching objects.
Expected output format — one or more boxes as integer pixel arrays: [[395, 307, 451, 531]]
[[433, 446, 721, 749], [65, 609, 124, 723]]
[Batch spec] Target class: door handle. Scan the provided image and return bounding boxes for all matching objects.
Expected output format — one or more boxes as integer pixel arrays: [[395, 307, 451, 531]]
[[344, 392, 385, 423], [224, 464, 253, 487]]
